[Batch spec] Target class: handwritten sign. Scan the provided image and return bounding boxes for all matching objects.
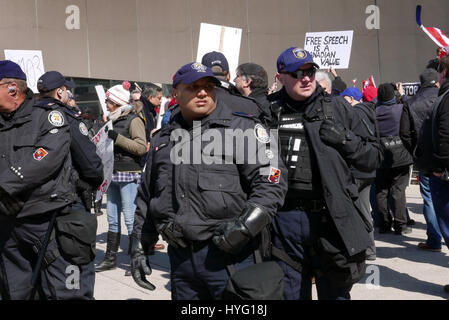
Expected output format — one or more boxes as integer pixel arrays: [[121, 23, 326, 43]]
[[92, 121, 114, 201], [196, 23, 242, 83], [304, 31, 354, 69], [4, 50, 45, 93]]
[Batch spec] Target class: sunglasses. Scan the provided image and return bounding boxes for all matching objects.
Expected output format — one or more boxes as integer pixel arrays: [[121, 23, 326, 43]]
[[280, 67, 316, 79]]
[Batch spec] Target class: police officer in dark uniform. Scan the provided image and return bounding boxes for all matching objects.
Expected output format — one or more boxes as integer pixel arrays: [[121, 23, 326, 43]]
[[36, 71, 105, 298], [267, 48, 383, 300], [201, 51, 266, 118], [129, 62, 288, 299], [0, 61, 83, 299]]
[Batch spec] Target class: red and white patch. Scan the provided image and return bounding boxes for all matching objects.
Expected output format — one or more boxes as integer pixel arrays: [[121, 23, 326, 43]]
[[268, 167, 281, 184], [33, 148, 48, 161]]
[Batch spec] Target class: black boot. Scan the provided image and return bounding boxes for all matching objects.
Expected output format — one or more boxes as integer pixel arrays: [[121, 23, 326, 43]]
[[96, 231, 120, 272], [125, 237, 132, 276]]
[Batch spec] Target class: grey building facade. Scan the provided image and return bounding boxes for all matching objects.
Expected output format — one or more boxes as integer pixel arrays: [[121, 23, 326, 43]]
[[1, 0, 448, 86]]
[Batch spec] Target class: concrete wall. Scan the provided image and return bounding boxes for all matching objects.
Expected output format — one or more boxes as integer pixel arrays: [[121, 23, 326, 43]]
[[1, 0, 448, 85]]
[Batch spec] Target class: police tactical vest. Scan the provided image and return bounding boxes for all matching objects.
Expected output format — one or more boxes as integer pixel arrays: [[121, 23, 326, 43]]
[[113, 113, 143, 171], [273, 96, 332, 199], [278, 113, 314, 191]]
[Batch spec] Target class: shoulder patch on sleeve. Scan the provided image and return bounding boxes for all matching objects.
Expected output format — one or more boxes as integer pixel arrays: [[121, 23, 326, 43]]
[[48, 110, 65, 127]]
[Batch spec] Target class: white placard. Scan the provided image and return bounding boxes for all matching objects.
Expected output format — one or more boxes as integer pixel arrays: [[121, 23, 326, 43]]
[[95, 85, 109, 117], [304, 31, 354, 69], [91, 121, 114, 201], [4, 50, 45, 93], [196, 23, 242, 83]]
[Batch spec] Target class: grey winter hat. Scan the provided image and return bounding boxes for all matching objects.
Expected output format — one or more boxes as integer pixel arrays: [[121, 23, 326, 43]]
[[419, 68, 438, 87]]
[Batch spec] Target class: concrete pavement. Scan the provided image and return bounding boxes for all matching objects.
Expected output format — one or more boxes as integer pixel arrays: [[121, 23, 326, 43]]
[[93, 184, 449, 300]]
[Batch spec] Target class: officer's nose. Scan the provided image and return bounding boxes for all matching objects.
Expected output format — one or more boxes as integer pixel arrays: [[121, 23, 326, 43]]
[[197, 88, 208, 97]]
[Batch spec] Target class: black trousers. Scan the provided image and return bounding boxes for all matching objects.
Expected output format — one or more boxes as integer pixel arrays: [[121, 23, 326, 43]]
[[375, 165, 410, 229], [0, 210, 94, 300]]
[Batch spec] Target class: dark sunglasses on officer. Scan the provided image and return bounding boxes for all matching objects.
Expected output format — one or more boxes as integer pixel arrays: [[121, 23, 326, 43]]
[[280, 66, 316, 79]]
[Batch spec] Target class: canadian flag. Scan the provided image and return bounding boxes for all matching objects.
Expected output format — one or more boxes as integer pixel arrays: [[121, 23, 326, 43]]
[[416, 5, 449, 53], [362, 76, 376, 91]]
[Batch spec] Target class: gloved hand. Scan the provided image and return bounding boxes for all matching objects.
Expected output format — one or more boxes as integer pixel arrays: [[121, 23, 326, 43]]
[[213, 203, 271, 255], [107, 129, 119, 142], [0, 188, 24, 216], [158, 222, 187, 249], [319, 119, 347, 148], [213, 219, 251, 255], [130, 234, 156, 291]]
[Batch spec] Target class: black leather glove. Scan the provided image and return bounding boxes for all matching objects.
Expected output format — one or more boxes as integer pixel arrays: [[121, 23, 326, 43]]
[[107, 129, 118, 142], [130, 233, 156, 291], [0, 188, 24, 216], [158, 222, 187, 249], [319, 118, 348, 148], [212, 203, 271, 255]]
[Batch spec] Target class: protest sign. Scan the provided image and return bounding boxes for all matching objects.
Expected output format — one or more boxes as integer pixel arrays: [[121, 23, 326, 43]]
[[92, 121, 114, 201], [4, 50, 45, 93], [304, 31, 354, 69], [95, 85, 109, 117], [196, 23, 242, 82], [402, 82, 420, 97]]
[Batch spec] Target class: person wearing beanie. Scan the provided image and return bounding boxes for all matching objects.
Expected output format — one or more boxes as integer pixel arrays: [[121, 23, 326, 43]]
[[201, 51, 262, 117], [96, 81, 148, 275], [0, 61, 89, 299], [375, 83, 413, 235], [340, 87, 363, 106], [362, 86, 378, 103], [129, 62, 288, 298], [399, 68, 442, 252]]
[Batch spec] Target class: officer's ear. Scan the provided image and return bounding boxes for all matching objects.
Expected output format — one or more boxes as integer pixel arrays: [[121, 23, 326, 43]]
[[57, 87, 64, 99], [277, 72, 285, 86]]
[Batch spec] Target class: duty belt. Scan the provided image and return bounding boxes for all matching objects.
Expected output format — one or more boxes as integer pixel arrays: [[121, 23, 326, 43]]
[[282, 198, 327, 213]]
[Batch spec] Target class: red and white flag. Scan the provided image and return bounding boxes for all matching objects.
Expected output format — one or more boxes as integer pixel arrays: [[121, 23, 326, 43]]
[[416, 5, 449, 48]]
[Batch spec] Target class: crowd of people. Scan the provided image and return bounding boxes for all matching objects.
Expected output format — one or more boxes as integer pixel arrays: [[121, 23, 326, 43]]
[[0, 44, 448, 300]]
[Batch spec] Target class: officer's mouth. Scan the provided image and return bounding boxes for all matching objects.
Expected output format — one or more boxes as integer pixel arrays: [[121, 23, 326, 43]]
[[195, 100, 208, 107]]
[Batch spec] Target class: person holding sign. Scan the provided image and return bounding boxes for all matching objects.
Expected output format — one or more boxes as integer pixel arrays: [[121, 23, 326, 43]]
[[266, 47, 382, 300], [95, 82, 147, 275]]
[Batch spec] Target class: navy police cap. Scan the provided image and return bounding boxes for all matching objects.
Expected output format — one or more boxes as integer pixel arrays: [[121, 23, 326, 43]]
[[172, 62, 221, 88], [277, 47, 319, 72], [37, 71, 75, 92], [0, 60, 27, 81]]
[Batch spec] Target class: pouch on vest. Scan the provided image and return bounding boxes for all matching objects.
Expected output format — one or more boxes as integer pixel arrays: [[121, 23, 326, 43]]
[[55, 209, 97, 265], [222, 249, 284, 300]]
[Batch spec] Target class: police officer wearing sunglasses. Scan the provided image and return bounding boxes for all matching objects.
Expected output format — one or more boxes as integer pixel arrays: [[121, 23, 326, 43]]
[[266, 47, 383, 299]]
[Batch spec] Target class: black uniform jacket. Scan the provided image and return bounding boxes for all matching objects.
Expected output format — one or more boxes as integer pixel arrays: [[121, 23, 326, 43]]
[[433, 81, 449, 171], [268, 86, 383, 256], [36, 98, 104, 189], [0, 90, 75, 217], [134, 99, 288, 241]]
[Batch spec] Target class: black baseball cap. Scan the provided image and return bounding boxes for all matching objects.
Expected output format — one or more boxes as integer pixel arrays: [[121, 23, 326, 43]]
[[201, 51, 229, 76], [37, 71, 75, 92]]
